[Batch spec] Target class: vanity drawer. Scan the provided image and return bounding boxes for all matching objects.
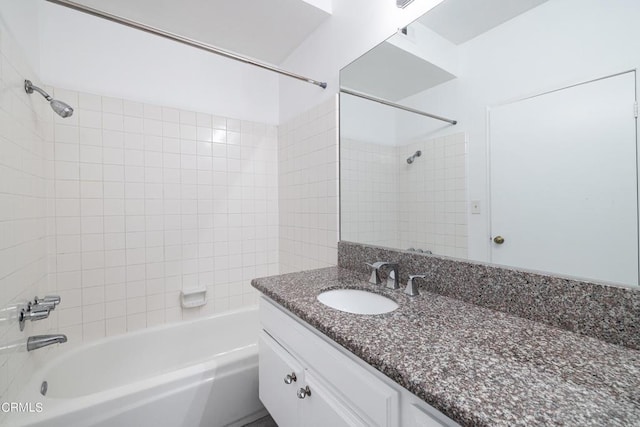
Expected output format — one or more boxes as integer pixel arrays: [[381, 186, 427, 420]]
[[260, 296, 399, 427]]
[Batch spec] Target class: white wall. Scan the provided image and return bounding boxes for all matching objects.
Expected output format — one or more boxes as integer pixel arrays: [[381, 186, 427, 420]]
[[38, 2, 280, 125], [340, 94, 398, 145], [278, 0, 446, 123], [399, 0, 640, 262], [0, 0, 40, 74], [387, 21, 459, 79]]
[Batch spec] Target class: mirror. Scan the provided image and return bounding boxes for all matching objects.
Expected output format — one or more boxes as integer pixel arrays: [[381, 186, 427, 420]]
[[339, 0, 640, 287]]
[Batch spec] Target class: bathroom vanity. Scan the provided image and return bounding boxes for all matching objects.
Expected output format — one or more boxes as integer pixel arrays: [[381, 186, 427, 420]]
[[259, 294, 455, 427], [252, 263, 640, 426]]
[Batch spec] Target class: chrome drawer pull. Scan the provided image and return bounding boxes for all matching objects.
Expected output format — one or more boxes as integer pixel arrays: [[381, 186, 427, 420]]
[[284, 372, 297, 384], [297, 386, 311, 399]]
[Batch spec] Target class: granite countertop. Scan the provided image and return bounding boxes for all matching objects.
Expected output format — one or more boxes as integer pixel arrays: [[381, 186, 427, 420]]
[[251, 267, 640, 427]]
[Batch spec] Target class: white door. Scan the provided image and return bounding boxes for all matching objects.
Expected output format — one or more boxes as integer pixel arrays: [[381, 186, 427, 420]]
[[489, 71, 638, 286]]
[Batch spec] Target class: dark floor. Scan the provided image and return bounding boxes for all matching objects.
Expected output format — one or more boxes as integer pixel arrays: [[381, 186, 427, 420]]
[[242, 414, 278, 427]]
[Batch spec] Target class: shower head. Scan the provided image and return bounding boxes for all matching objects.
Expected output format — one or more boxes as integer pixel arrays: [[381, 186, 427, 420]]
[[406, 150, 422, 164], [50, 99, 74, 118], [24, 80, 74, 118]]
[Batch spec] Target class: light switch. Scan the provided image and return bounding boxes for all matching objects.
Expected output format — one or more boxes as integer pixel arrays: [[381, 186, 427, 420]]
[[471, 200, 481, 214]]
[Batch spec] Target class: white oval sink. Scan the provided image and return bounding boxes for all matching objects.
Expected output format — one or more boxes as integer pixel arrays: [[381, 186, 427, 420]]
[[317, 289, 399, 315]]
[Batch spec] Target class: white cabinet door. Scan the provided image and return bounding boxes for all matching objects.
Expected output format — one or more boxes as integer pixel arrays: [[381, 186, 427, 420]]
[[258, 332, 303, 427], [303, 370, 368, 427], [260, 332, 370, 427]]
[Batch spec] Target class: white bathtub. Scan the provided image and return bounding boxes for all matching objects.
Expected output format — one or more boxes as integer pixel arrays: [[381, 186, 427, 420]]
[[9, 306, 266, 427]]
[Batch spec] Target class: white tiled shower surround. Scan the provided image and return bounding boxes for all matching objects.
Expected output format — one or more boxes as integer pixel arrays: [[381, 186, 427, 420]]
[[0, 22, 52, 406], [341, 132, 467, 258], [278, 98, 339, 274], [0, 17, 338, 406], [47, 88, 280, 346], [399, 132, 467, 258], [341, 139, 400, 248]]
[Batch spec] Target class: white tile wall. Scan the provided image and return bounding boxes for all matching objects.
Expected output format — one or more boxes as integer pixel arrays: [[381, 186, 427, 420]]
[[340, 132, 467, 257], [0, 22, 52, 407], [398, 132, 468, 257], [278, 97, 339, 273], [47, 89, 279, 346], [341, 138, 400, 248]]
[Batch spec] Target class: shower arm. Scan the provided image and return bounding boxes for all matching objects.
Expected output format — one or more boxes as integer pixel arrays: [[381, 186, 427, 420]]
[[24, 80, 53, 101]]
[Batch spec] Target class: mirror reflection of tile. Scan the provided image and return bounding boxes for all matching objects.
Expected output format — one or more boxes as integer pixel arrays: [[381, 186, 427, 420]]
[[342, 132, 466, 258]]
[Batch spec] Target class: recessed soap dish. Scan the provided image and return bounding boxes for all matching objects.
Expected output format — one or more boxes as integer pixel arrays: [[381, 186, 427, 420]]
[[180, 288, 207, 308]]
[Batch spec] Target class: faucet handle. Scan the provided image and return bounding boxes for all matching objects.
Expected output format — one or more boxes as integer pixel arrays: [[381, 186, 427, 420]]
[[365, 262, 386, 269], [365, 262, 384, 285], [405, 274, 428, 297], [26, 307, 51, 320], [18, 306, 51, 331], [33, 295, 61, 310]]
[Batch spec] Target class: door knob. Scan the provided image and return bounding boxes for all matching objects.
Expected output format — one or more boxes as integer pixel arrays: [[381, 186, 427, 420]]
[[493, 235, 505, 244]]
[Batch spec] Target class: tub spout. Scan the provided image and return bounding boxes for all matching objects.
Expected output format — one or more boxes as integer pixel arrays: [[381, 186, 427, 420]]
[[27, 334, 67, 351]]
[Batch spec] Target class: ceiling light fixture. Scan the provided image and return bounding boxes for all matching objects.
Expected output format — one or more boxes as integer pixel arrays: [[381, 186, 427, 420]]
[[396, 0, 416, 8]]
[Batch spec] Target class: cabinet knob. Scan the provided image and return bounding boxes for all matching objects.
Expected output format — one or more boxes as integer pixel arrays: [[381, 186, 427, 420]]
[[297, 385, 311, 399], [493, 235, 505, 244], [283, 372, 297, 384]]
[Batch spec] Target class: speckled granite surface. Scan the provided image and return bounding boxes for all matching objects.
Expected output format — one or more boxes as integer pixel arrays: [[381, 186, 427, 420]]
[[339, 241, 640, 351], [252, 267, 640, 427]]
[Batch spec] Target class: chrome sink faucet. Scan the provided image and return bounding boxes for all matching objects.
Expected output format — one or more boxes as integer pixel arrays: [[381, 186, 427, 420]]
[[27, 335, 67, 351], [365, 262, 400, 289]]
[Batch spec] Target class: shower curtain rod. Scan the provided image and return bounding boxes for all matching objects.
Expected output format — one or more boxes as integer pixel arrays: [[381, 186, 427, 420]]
[[45, 0, 328, 89], [340, 88, 457, 125]]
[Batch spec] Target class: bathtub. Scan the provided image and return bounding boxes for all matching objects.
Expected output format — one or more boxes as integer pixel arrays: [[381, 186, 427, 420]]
[[9, 306, 266, 427]]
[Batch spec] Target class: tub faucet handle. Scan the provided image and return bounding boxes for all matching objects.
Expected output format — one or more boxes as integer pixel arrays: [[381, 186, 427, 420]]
[[24, 307, 50, 321], [405, 274, 428, 297], [33, 295, 61, 310], [18, 306, 51, 331]]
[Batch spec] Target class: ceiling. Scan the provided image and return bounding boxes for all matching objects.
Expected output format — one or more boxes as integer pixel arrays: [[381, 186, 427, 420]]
[[69, 0, 331, 64], [418, 0, 549, 45]]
